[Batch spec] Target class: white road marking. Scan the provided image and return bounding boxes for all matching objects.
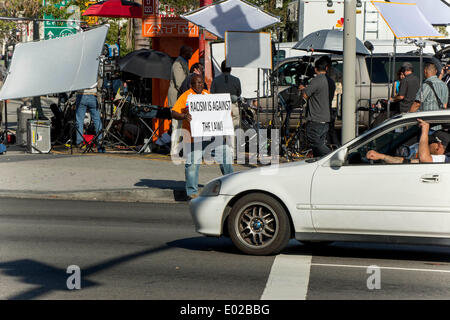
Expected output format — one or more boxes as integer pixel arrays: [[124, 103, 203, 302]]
[[261, 254, 312, 300], [312, 263, 450, 273]]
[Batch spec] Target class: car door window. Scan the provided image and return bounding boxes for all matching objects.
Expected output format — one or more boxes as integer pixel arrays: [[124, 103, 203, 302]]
[[330, 61, 343, 83], [273, 50, 286, 66], [345, 121, 450, 165]]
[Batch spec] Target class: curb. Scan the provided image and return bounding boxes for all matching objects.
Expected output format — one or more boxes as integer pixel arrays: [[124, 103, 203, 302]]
[[0, 188, 190, 204]]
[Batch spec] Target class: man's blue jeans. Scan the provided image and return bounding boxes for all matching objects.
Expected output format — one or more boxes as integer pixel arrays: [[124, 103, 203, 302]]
[[75, 94, 102, 145], [185, 139, 234, 196]]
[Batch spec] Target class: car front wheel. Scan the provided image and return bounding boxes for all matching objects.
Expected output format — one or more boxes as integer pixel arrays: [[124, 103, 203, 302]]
[[228, 193, 291, 255]]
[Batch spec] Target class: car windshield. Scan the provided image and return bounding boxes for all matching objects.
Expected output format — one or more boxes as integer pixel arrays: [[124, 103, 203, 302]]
[[275, 59, 315, 86]]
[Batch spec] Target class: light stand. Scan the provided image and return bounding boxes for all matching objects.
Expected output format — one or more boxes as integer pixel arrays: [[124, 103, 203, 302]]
[[89, 55, 118, 152], [386, 52, 393, 118], [364, 41, 374, 125], [415, 40, 426, 102]]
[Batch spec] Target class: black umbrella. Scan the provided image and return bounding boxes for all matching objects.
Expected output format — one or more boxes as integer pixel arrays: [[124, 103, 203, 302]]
[[292, 29, 370, 55], [118, 49, 173, 79]]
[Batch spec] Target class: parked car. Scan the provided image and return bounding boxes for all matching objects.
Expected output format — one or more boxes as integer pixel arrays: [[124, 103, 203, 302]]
[[190, 110, 450, 255]]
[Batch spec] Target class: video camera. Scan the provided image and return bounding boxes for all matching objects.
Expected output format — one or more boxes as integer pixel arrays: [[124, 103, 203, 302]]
[[101, 57, 121, 90], [100, 44, 121, 90]]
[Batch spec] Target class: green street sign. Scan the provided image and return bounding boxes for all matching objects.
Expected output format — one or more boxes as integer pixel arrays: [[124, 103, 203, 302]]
[[44, 27, 77, 39], [43, 0, 78, 39]]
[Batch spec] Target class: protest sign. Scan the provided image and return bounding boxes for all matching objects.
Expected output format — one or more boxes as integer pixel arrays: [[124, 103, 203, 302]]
[[188, 93, 234, 138]]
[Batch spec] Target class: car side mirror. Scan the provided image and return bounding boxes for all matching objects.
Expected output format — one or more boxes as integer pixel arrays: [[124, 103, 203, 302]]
[[329, 148, 347, 167]]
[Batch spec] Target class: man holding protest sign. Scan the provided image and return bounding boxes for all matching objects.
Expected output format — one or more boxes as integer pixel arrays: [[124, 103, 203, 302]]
[[171, 74, 234, 200]]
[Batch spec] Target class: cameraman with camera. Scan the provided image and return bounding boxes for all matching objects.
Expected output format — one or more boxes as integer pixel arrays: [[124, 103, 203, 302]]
[[299, 56, 335, 157]]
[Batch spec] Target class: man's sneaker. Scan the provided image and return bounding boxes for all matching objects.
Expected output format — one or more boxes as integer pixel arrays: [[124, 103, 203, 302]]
[[189, 194, 199, 201], [181, 194, 199, 201]]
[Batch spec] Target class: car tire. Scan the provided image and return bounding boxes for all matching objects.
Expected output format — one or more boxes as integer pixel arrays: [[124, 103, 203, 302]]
[[228, 193, 291, 256]]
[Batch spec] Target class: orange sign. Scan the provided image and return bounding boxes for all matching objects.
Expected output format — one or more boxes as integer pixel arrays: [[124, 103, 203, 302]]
[[142, 16, 199, 38]]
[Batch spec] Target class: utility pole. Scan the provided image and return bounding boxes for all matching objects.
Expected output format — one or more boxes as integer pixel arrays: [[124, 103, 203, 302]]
[[32, 18, 43, 118], [341, 0, 357, 144], [134, 0, 150, 50], [297, 0, 303, 40]]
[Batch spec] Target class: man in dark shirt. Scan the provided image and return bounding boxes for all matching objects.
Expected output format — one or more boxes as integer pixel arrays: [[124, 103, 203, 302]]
[[211, 60, 242, 99], [299, 56, 336, 157], [178, 63, 207, 97], [391, 62, 420, 114], [210, 60, 242, 125], [211, 60, 242, 157]]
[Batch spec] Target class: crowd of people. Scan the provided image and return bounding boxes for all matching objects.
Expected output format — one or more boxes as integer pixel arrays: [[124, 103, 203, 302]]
[[1, 43, 450, 195], [370, 61, 450, 164], [297, 58, 450, 160], [165, 47, 450, 198]]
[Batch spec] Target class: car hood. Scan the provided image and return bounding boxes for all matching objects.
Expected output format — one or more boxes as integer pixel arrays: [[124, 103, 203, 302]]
[[218, 158, 320, 196]]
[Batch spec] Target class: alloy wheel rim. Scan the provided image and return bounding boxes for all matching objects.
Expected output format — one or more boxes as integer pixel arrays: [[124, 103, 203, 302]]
[[235, 202, 279, 249]]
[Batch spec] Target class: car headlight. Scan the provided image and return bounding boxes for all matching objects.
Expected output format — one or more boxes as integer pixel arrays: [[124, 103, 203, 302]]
[[201, 180, 222, 197]]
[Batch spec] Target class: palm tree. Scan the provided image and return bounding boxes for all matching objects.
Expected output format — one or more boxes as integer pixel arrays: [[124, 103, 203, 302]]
[[132, 0, 150, 50]]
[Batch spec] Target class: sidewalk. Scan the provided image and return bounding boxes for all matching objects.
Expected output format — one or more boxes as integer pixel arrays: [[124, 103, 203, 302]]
[[0, 146, 253, 203], [0, 98, 259, 203]]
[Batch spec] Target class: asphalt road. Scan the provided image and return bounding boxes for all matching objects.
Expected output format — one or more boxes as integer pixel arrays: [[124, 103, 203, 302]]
[[1, 198, 449, 300]]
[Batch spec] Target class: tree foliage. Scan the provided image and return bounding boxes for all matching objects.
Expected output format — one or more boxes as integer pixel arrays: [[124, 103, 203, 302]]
[[436, 26, 449, 37], [1, 0, 290, 52], [158, 0, 288, 22], [0, 0, 134, 56], [158, 0, 289, 41]]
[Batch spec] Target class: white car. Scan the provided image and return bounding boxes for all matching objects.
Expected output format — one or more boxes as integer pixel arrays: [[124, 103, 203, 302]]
[[190, 110, 450, 255]]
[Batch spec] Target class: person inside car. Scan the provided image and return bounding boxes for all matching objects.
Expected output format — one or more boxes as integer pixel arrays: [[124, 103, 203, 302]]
[[366, 119, 450, 164]]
